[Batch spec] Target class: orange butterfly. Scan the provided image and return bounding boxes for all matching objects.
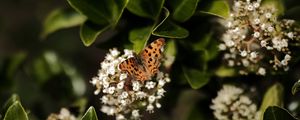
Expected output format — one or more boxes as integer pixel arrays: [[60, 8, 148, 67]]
[[119, 38, 165, 82]]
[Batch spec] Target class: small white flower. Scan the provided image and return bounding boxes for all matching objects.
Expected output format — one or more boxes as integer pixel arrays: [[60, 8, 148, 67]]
[[284, 54, 291, 61], [219, 44, 227, 50], [121, 92, 128, 99], [247, 5, 254, 11], [108, 87, 115, 94], [253, 32, 260, 38], [116, 114, 125, 120], [240, 50, 248, 57], [258, 67, 266, 75], [287, 32, 294, 39], [265, 13, 272, 18], [254, 19, 260, 24], [117, 81, 124, 89], [260, 40, 267, 47], [158, 79, 166, 87], [132, 81, 140, 91], [250, 52, 257, 59], [267, 26, 274, 32], [132, 110, 140, 118], [119, 73, 127, 80], [146, 104, 154, 113], [242, 59, 250, 67], [148, 95, 156, 103], [156, 103, 162, 108], [253, 2, 260, 8], [145, 81, 156, 89], [110, 48, 120, 57], [157, 88, 166, 96]]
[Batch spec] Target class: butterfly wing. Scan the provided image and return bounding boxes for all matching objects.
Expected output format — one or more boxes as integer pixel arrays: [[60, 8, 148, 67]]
[[139, 38, 165, 75], [119, 57, 151, 81]]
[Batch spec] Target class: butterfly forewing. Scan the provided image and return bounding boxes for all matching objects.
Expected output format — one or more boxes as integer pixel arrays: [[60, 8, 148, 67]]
[[139, 38, 165, 75]]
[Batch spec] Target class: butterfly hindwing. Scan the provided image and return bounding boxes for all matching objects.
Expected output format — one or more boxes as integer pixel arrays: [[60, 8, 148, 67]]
[[119, 57, 150, 81]]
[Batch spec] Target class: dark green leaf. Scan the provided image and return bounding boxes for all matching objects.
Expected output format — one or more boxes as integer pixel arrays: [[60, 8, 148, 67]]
[[129, 25, 154, 52], [80, 21, 110, 46], [153, 8, 189, 38], [292, 79, 300, 95], [171, 0, 199, 22], [81, 106, 98, 120], [259, 83, 284, 119], [191, 32, 212, 51], [3, 101, 28, 120], [199, 0, 230, 19], [261, 0, 284, 16], [7, 52, 27, 80], [1, 94, 20, 117], [41, 9, 86, 38], [127, 0, 164, 19], [285, 6, 300, 22], [67, 0, 128, 25], [182, 66, 210, 89], [263, 106, 297, 120], [163, 40, 177, 69], [172, 90, 201, 120]]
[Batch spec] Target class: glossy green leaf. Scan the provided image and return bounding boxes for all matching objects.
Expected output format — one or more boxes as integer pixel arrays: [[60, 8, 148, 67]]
[[182, 66, 210, 89], [192, 32, 212, 51], [164, 40, 177, 69], [261, 0, 284, 16], [129, 25, 154, 52], [81, 106, 98, 120], [171, 0, 199, 22], [259, 83, 284, 119], [1, 94, 20, 117], [199, 0, 230, 19], [3, 101, 28, 120], [263, 106, 297, 120], [291, 79, 300, 95], [153, 8, 189, 38], [127, 0, 164, 19], [80, 21, 111, 46], [67, 0, 128, 25], [41, 9, 86, 38]]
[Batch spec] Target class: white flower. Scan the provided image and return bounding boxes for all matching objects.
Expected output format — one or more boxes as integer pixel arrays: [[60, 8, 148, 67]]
[[265, 12, 272, 18], [117, 81, 124, 89], [287, 32, 294, 39], [108, 87, 115, 94], [145, 81, 156, 89], [219, 44, 227, 50], [240, 50, 247, 57], [132, 81, 141, 91], [146, 104, 154, 113], [131, 110, 140, 118], [148, 95, 156, 103], [267, 26, 274, 32], [253, 32, 260, 38], [210, 85, 260, 120], [258, 67, 266, 75], [119, 73, 127, 80]]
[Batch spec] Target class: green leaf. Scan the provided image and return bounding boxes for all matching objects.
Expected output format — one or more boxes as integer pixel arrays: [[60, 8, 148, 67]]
[[285, 6, 300, 22], [215, 66, 236, 77], [170, 0, 199, 22], [67, 0, 128, 26], [153, 8, 189, 38], [261, 0, 284, 16], [4, 101, 28, 120], [127, 0, 164, 19], [7, 52, 27, 80], [164, 40, 177, 69], [263, 106, 297, 120], [191, 32, 212, 51], [41, 8, 86, 38], [259, 83, 284, 119], [81, 106, 98, 120], [199, 0, 230, 19], [291, 79, 300, 95], [129, 25, 154, 52], [1, 94, 20, 117], [80, 21, 110, 46], [182, 66, 210, 89], [172, 90, 202, 120]]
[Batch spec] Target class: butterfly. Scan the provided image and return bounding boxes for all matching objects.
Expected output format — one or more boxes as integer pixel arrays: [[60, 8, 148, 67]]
[[119, 38, 165, 82]]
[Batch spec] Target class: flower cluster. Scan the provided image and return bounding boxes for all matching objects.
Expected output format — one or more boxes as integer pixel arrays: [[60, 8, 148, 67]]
[[47, 108, 76, 120], [210, 85, 260, 120], [91, 48, 170, 120], [219, 0, 300, 75]]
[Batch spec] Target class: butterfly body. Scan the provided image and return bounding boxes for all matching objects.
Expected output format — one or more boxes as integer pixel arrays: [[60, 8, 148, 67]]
[[119, 38, 165, 82]]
